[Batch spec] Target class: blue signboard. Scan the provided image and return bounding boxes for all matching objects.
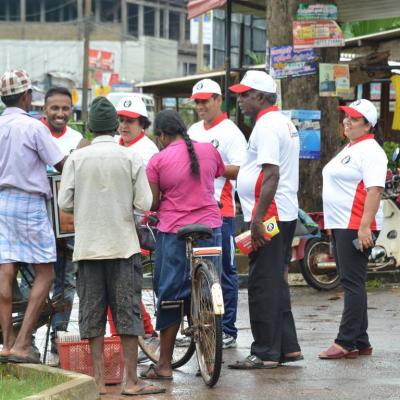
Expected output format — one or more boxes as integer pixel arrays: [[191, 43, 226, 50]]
[[271, 46, 317, 78], [283, 109, 321, 160]]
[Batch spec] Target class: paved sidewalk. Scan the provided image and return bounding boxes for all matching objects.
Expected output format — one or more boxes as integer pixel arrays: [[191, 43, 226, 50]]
[[101, 286, 400, 400]]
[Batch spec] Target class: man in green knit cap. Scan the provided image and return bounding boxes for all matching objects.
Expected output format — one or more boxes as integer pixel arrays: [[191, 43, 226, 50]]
[[58, 97, 164, 396]]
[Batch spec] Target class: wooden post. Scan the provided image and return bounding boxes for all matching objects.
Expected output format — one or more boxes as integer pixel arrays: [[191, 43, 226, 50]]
[[266, 0, 341, 211], [81, 0, 92, 126]]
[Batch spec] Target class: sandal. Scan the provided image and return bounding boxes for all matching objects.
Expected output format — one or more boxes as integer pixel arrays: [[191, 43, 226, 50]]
[[140, 364, 173, 380], [121, 383, 166, 396], [279, 353, 304, 364], [319, 344, 358, 360], [228, 354, 279, 370]]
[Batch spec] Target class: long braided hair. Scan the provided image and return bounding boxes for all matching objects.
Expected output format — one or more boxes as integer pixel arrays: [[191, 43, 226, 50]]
[[154, 109, 200, 177]]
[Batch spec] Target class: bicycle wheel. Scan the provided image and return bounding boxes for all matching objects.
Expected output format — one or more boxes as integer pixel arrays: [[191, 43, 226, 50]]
[[138, 258, 195, 369], [191, 259, 223, 387]]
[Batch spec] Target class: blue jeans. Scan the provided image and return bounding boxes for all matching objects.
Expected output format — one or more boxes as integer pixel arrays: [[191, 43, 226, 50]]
[[52, 252, 76, 332], [221, 217, 238, 338], [154, 227, 222, 331]]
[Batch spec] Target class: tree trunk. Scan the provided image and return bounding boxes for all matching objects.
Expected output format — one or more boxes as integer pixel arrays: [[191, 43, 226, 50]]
[[266, 0, 341, 212]]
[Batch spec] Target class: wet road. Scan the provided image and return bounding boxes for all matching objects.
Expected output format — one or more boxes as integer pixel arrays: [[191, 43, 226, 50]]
[[101, 286, 400, 400]]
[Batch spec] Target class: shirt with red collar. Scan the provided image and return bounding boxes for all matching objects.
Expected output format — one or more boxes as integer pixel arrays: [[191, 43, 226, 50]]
[[323, 134, 387, 230], [41, 117, 82, 156], [188, 113, 247, 217], [237, 106, 300, 222], [116, 132, 158, 166]]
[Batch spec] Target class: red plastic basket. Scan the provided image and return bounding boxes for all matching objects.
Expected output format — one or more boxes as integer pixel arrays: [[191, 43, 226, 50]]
[[58, 336, 124, 384]]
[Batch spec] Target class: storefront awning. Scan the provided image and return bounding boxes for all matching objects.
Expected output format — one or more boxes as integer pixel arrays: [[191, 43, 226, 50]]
[[187, 0, 266, 19], [188, 0, 400, 21]]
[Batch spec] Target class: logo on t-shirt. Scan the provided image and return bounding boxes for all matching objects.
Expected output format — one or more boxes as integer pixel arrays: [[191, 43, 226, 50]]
[[123, 100, 132, 107], [211, 139, 219, 148], [341, 155, 351, 164], [266, 223, 275, 232]]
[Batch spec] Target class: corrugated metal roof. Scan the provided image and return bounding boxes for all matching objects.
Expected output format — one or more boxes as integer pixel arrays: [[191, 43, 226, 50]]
[[337, 0, 400, 22]]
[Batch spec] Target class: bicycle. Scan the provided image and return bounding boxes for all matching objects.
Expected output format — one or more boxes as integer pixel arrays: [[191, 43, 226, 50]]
[[0, 265, 69, 364], [140, 223, 224, 387]]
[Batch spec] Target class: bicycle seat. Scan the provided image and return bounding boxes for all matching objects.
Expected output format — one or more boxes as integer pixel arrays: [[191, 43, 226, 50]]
[[177, 224, 213, 241]]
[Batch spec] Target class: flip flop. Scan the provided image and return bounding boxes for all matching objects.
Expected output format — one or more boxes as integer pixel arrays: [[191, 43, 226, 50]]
[[279, 354, 304, 364], [0, 355, 9, 363], [228, 355, 279, 370], [358, 346, 373, 356], [140, 364, 173, 380], [319, 344, 358, 360], [8, 353, 41, 364], [121, 384, 166, 396]]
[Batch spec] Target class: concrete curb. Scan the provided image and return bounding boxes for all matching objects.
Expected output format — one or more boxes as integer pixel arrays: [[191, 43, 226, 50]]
[[2, 363, 98, 400]]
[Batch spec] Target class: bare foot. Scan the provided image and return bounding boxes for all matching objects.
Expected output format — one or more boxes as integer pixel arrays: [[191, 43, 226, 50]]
[[284, 351, 302, 357], [121, 379, 166, 396], [97, 384, 107, 395]]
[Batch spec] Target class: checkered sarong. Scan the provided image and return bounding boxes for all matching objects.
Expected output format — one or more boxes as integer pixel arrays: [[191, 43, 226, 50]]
[[0, 188, 56, 264]]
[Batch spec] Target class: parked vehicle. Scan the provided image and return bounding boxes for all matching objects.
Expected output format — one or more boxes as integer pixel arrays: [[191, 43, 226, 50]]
[[298, 148, 400, 291]]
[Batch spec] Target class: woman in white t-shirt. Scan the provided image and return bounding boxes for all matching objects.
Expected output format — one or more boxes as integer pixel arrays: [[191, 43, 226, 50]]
[[319, 99, 387, 360], [115, 95, 159, 165]]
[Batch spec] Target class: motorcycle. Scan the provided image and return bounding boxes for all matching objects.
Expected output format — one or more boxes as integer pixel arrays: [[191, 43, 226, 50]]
[[296, 148, 400, 291]]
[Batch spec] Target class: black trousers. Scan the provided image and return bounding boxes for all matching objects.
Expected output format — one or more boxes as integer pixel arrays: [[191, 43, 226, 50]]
[[332, 229, 371, 351], [248, 220, 300, 361]]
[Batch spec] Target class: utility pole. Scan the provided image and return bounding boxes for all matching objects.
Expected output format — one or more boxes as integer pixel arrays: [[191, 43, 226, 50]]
[[196, 15, 204, 73], [81, 0, 92, 125]]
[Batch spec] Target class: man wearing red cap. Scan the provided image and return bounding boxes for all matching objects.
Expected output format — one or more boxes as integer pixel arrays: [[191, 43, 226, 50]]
[[228, 70, 303, 369], [188, 78, 247, 349]]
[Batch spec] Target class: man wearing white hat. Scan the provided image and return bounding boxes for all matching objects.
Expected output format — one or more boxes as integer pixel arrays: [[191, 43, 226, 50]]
[[188, 79, 247, 349], [116, 96, 158, 166], [0, 70, 65, 364], [228, 70, 303, 369]]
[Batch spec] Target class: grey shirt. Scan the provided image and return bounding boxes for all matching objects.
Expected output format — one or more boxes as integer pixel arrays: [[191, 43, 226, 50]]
[[58, 135, 152, 261]]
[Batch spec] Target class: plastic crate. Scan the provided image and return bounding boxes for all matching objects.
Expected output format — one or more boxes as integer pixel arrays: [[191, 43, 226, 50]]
[[58, 336, 124, 384]]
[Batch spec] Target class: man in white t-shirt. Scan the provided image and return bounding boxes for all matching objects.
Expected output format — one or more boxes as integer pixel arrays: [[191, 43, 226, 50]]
[[188, 79, 247, 349], [41, 87, 86, 354], [228, 71, 302, 369], [115, 96, 158, 166]]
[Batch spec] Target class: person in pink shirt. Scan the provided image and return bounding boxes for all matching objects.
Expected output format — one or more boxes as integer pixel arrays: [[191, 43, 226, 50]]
[[141, 110, 224, 380]]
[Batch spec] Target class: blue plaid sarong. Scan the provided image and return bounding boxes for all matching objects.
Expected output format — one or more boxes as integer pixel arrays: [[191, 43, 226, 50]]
[[0, 187, 56, 264]]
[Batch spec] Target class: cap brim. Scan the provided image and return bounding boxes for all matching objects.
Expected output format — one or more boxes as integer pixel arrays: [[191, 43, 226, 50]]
[[337, 106, 364, 118], [117, 110, 141, 119], [229, 84, 253, 93], [189, 92, 216, 100]]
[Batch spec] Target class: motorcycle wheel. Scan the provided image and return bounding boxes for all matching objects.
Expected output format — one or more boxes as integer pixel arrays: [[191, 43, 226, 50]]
[[300, 237, 340, 291]]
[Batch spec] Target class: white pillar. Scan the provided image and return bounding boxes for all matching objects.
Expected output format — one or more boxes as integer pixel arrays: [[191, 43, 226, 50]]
[[138, 4, 144, 37], [121, 0, 127, 37], [20, 0, 26, 22]]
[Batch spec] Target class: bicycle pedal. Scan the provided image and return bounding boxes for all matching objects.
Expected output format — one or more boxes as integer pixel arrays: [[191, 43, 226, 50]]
[[160, 300, 184, 309]]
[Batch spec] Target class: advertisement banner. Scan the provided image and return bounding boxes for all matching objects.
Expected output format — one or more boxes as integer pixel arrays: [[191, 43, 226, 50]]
[[283, 109, 321, 160], [271, 45, 317, 78], [296, 3, 338, 20], [293, 20, 345, 49], [89, 49, 115, 71], [319, 63, 350, 97]]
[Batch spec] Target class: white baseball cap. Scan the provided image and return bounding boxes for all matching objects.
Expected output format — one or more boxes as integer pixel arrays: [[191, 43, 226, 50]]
[[116, 96, 148, 119], [229, 70, 277, 94], [338, 99, 377, 127], [190, 79, 222, 100]]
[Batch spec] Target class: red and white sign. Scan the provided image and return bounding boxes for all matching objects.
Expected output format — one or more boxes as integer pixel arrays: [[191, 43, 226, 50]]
[[292, 20, 345, 49], [89, 49, 115, 71]]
